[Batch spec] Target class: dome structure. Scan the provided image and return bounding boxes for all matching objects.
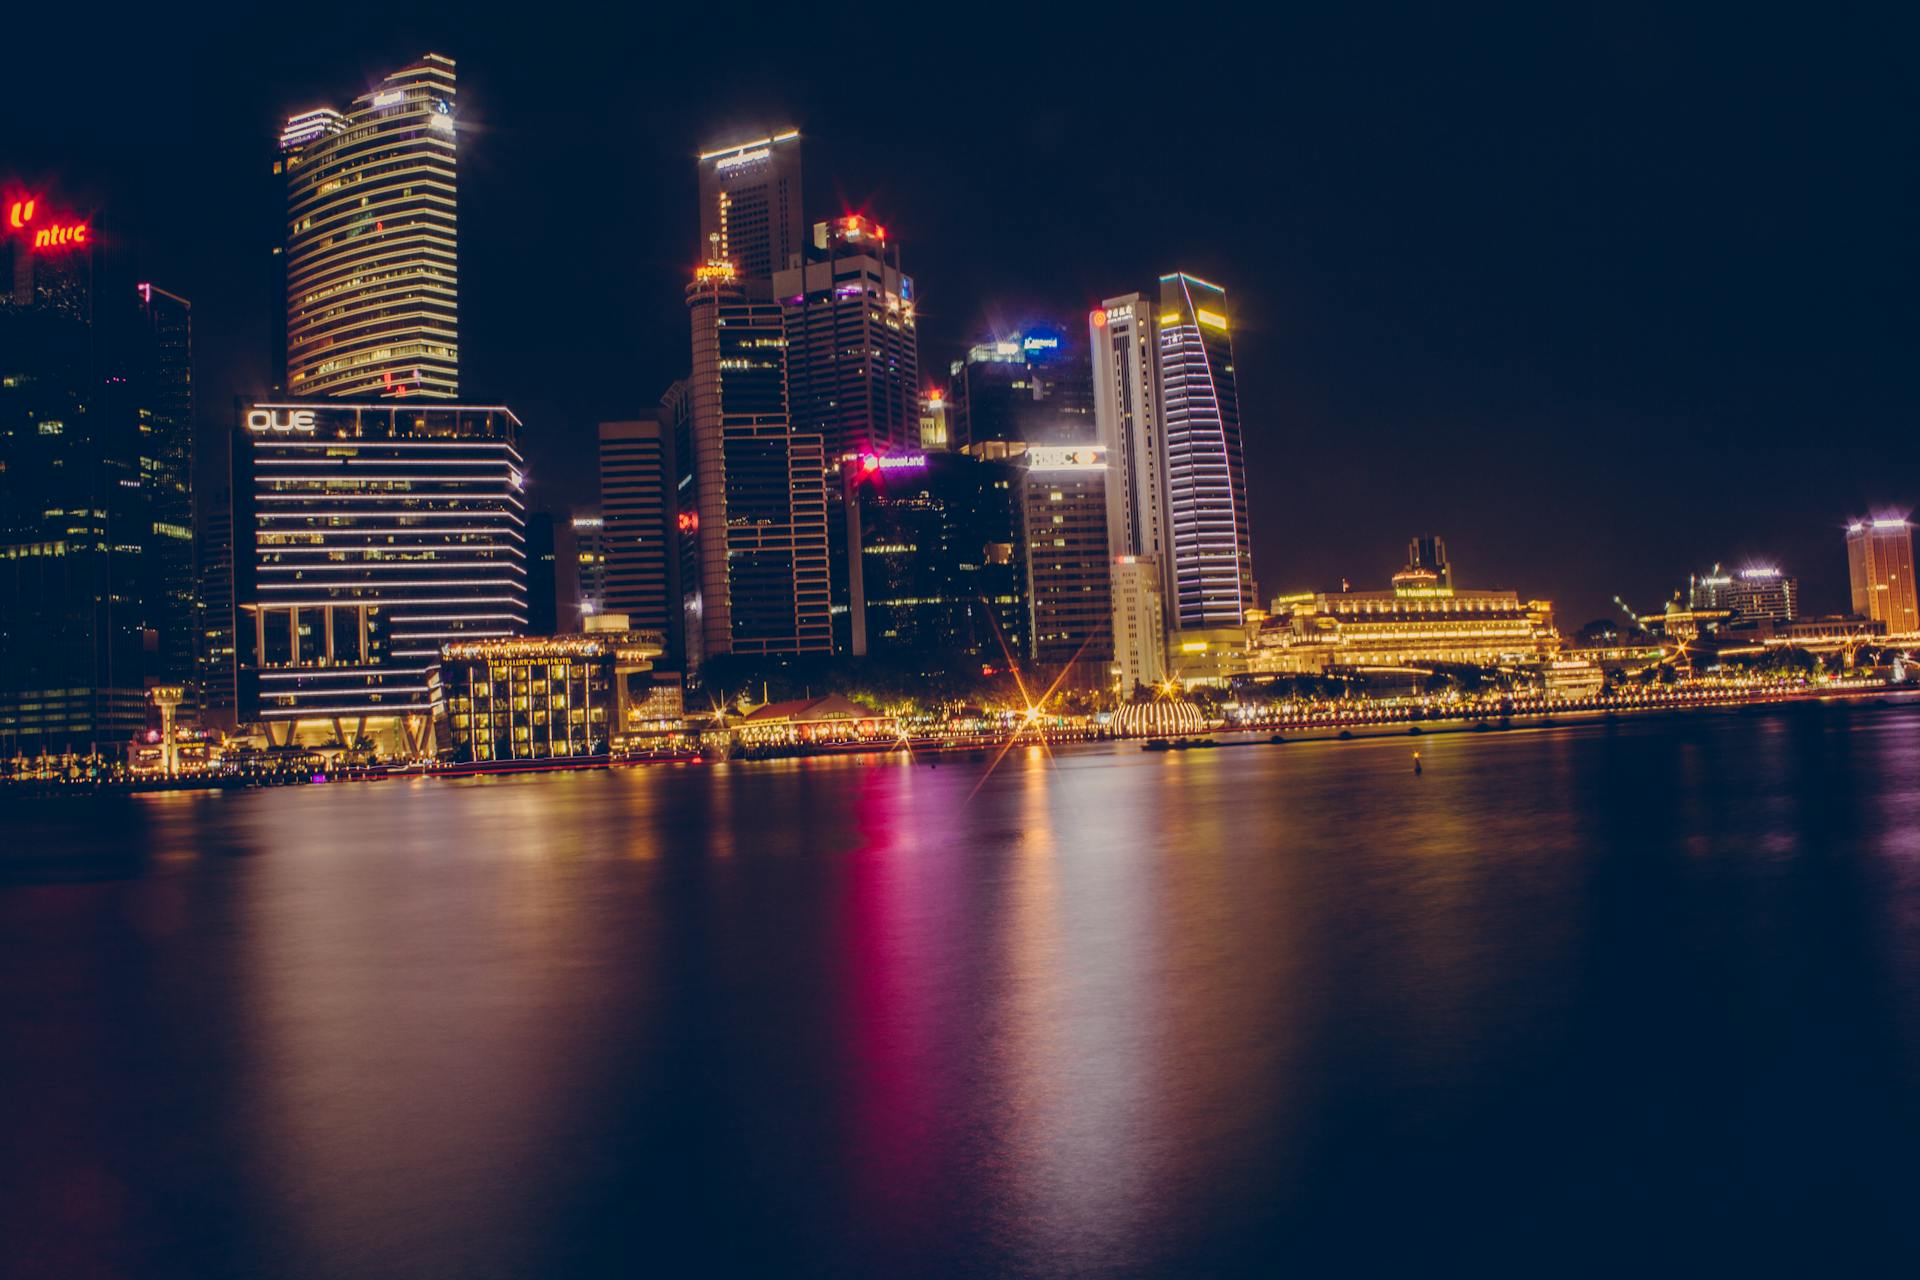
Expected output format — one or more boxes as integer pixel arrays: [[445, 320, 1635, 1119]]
[[1111, 699, 1206, 738]]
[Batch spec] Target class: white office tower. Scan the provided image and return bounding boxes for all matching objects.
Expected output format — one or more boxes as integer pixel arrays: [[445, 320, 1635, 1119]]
[[1111, 555, 1167, 692]]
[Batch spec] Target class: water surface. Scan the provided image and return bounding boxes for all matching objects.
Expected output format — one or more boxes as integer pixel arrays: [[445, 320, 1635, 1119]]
[[4, 707, 1919, 1276]]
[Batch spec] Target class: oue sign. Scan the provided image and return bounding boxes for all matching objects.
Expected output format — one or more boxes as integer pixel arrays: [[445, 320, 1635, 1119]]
[[247, 408, 317, 433]]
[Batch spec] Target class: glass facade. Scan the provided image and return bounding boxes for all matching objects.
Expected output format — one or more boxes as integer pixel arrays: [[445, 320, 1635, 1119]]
[[1157, 273, 1255, 628], [280, 54, 459, 400], [1, 214, 190, 758], [842, 451, 1025, 658], [237, 402, 526, 750], [684, 268, 831, 658]]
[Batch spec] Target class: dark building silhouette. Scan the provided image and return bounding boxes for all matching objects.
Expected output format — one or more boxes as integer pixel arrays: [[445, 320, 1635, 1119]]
[[684, 264, 831, 660], [598, 417, 679, 659], [1, 194, 192, 758], [775, 215, 920, 458], [525, 511, 559, 636], [839, 450, 1025, 659], [947, 322, 1094, 450], [135, 284, 194, 683]]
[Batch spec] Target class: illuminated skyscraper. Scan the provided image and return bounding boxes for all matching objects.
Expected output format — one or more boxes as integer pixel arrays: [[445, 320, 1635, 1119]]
[[598, 418, 679, 653], [1090, 293, 1167, 697], [572, 513, 607, 617], [1157, 272, 1254, 628], [194, 479, 238, 729], [1723, 566, 1797, 622], [663, 378, 702, 665], [1688, 565, 1733, 610], [774, 215, 919, 457], [685, 262, 831, 658], [1111, 555, 1166, 692], [1091, 294, 1166, 568], [919, 388, 950, 450], [135, 284, 195, 684], [1090, 275, 1255, 656], [697, 130, 802, 281], [1847, 517, 1918, 635], [235, 402, 527, 756], [278, 53, 459, 400], [1022, 445, 1113, 678]]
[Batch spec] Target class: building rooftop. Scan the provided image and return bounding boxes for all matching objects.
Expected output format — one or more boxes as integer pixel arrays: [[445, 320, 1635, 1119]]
[[740, 694, 883, 724]]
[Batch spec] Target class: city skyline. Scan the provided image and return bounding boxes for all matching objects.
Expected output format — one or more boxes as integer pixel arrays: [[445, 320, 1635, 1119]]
[[3, 13, 1910, 629], [7, 17, 1920, 1273]]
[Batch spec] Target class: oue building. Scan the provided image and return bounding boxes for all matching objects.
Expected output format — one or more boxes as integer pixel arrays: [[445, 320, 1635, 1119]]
[[234, 402, 527, 757]]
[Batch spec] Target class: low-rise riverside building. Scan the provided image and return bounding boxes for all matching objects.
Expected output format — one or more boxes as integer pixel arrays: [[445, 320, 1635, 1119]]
[[439, 619, 664, 763], [1250, 539, 1560, 675], [735, 694, 893, 747]]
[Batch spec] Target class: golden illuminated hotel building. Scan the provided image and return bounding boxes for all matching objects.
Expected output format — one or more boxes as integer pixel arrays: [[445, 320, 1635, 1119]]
[[439, 621, 665, 763], [1846, 517, 1918, 637], [1251, 537, 1560, 674], [278, 53, 459, 400]]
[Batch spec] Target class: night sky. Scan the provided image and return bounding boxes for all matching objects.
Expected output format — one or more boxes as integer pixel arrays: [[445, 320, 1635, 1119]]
[[7, 6, 1909, 628]]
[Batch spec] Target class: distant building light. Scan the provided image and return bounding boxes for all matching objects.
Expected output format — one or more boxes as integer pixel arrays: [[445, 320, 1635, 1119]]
[[699, 131, 798, 162]]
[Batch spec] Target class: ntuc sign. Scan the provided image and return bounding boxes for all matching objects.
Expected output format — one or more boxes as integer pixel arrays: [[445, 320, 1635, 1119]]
[[246, 408, 317, 433], [6, 196, 91, 253]]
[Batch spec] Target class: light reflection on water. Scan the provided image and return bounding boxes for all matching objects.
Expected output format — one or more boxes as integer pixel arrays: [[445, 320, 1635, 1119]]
[[4, 708, 1920, 1276]]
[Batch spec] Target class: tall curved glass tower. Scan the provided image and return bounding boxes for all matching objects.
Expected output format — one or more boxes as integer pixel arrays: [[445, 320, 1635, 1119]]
[[279, 53, 459, 400], [1156, 272, 1254, 628]]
